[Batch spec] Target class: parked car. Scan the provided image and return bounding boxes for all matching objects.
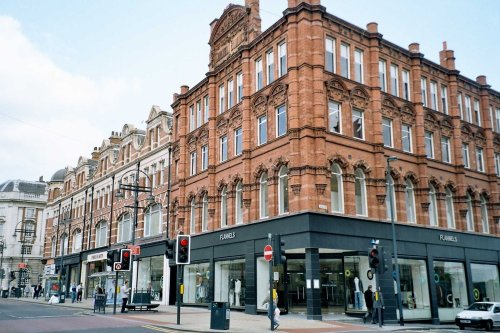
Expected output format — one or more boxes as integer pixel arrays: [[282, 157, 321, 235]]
[[455, 302, 500, 331]]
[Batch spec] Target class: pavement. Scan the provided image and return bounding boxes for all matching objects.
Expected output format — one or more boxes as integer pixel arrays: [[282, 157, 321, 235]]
[[4, 295, 458, 333]]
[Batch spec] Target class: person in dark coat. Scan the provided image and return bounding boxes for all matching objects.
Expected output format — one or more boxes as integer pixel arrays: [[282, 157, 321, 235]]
[[363, 285, 373, 323]]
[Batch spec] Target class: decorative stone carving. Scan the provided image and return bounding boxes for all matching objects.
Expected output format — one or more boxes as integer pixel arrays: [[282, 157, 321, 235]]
[[350, 87, 369, 109], [325, 79, 349, 102], [459, 209, 468, 218], [475, 130, 487, 147], [315, 184, 326, 195], [252, 94, 268, 116], [243, 198, 251, 208], [269, 84, 288, 107], [440, 119, 453, 137], [381, 97, 397, 118], [253, 164, 268, 180], [291, 184, 301, 196], [229, 108, 242, 128], [187, 135, 197, 152], [216, 118, 228, 136], [421, 202, 430, 212], [199, 129, 209, 145], [208, 208, 215, 218], [424, 112, 440, 131], [327, 153, 349, 170], [400, 104, 416, 124], [461, 125, 473, 143], [376, 194, 386, 205]]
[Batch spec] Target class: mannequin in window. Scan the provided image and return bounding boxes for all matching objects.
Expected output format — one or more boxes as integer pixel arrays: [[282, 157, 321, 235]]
[[354, 277, 364, 310], [234, 279, 242, 306]]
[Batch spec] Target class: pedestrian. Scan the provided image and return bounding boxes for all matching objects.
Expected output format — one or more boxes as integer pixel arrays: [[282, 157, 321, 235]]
[[24, 284, 31, 297], [76, 283, 83, 302], [372, 286, 384, 325], [70, 282, 77, 303], [363, 285, 373, 323], [120, 280, 131, 313], [33, 283, 42, 299], [262, 290, 280, 330]]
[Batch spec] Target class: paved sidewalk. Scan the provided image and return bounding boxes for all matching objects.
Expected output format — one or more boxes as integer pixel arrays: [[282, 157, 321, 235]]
[[5, 296, 457, 332]]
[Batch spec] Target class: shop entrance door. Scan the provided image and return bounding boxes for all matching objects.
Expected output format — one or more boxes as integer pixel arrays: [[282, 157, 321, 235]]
[[320, 259, 345, 314], [287, 271, 306, 313]]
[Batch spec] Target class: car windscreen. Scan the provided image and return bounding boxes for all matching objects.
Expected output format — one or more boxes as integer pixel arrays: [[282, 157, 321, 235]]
[[468, 303, 493, 311]]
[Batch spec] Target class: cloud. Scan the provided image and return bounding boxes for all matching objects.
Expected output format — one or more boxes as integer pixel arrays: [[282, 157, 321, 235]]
[[0, 15, 142, 181]]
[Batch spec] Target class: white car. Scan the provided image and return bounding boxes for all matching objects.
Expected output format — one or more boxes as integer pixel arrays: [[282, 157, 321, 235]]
[[455, 302, 500, 331]]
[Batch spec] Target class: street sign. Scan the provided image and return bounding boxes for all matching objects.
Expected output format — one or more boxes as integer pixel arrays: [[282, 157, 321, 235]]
[[18, 263, 27, 269], [264, 245, 273, 262], [114, 262, 122, 271], [128, 245, 140, 255]]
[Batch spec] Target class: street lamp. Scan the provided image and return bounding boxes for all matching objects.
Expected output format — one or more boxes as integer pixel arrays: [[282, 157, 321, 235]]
[[13, 220, 36, 298], [115, 161, 156, 292], [386, 156, 404, 325], [57, 203, 72, 303], [0, 238, 5, 290]]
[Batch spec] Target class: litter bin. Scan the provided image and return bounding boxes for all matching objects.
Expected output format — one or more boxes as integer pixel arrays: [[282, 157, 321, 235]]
[[2, 289, 8, 298], [210, 302, 230, 330], [59, 292, 66, 303]]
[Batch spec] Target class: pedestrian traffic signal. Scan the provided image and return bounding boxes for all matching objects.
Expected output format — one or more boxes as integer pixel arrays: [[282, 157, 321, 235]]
[[120, 249, 132, 271], [0, 268, 4, 279], [9, 271, 15, 281], [369, 248, 380, 269], [176, 235, 190, 265], [165, 239, 176, 260], [274, 234, 286, 266], [107, 250, 117, 268]]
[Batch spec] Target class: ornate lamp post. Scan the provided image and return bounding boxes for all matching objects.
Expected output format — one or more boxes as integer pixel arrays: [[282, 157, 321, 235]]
[[387, 156, 404, 325], [115, 161, 156, 292], [13, 221, 36, 298]]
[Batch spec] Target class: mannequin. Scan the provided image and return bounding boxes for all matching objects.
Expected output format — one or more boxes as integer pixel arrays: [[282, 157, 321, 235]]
[[354, 277, 363, 309], [234, 279, 242, 306]]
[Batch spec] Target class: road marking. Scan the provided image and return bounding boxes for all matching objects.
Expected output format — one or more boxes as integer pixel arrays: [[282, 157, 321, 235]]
[[7, 314, 83, 319], [142, 324, 176, 332]]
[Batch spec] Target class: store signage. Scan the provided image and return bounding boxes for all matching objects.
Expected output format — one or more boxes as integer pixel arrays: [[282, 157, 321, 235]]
[[439, 234, 458, 243], [44, 264, 55, 275], [87, 251, 107, 262], [219, 232, 236, 241]]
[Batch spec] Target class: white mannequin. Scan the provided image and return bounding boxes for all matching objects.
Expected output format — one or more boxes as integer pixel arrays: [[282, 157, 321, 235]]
[[234, 279, 241, 306], [354, 277, 360, 292]]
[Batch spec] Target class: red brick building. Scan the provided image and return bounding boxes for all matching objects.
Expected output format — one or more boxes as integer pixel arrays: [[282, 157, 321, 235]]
[[169, 0, 500, 323]]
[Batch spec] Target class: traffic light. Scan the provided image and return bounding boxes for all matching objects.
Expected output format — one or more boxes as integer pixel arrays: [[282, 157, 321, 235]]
[[120, 249, 132, 271], [107, 250, 117, 268], [176, 235, 191, 265], [9, 271, 15, 281], [368, 248, 380, 270], [165, 239, 176, 260], [0, 268, 4, 279], [379, 247, 388, 273], [274, 234, 286, 265]]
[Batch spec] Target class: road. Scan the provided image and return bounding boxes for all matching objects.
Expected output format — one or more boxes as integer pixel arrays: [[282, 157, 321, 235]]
[[0, 299, 178, 333]]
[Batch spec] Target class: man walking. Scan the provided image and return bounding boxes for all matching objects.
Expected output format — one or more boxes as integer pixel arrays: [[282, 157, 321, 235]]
[[120, 280, 130, 313], [363, 285, 373, 323]]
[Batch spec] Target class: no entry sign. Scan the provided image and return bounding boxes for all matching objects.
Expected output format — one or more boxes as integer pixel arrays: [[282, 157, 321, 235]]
[[264, 245, 273, 262]]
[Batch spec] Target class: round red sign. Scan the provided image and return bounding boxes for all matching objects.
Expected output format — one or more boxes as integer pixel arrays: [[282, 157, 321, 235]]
[[264, 245, 273, 262]]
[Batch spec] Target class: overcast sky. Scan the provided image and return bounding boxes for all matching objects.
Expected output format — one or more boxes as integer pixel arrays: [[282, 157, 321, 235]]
[[1, 0, 498, 183]]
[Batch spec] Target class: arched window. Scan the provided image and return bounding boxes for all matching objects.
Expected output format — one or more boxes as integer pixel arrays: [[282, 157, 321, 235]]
[[278, 166, 289, 215], [466, 193, 474, 231], [60, 233, 69, 255], [235, 182, 243, 224], [354, 168, 367, 216], [221, 187, 227, 227], [480, 195, 489, 233], [51, 237, 56, 257], [405, 180, 416, 223], [445, 188, 455, 229], [428, 185, 438, 226], [330, 163, 344, 213], [72, 229, 82, 253], [190, 199, 196, 234], [118, 213, 132, 243], [202, 194, 208, 232], [385, 175, 397, 221], [259, 173, 268, 219], [95, 221, 107, 247], [145, 203, 161, 237]]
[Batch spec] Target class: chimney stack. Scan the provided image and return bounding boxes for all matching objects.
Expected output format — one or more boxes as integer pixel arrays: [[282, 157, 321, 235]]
[[245, 0, 261, 40], [439, 41, 456, 70]]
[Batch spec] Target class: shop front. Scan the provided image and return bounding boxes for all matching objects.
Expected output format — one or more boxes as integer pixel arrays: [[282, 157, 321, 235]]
[[176, 212, 500, 324]]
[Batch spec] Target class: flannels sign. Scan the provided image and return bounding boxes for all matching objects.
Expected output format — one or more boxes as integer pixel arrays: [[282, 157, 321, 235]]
[[439, 235, 458, 243], [220, 232, 236, 241]]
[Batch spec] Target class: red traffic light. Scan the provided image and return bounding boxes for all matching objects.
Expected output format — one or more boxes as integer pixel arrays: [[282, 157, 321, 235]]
[[179, 238, 189, 247], [123, 251, 130, 258]]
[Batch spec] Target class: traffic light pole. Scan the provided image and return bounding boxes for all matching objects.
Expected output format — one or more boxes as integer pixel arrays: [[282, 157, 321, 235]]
[[113, 270, 118, 314], [176, 266, 181, 325], [268, 233, 275, 331]]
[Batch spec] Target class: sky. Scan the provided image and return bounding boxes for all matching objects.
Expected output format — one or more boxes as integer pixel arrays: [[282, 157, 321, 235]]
[[0, 0, 499, 183]]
